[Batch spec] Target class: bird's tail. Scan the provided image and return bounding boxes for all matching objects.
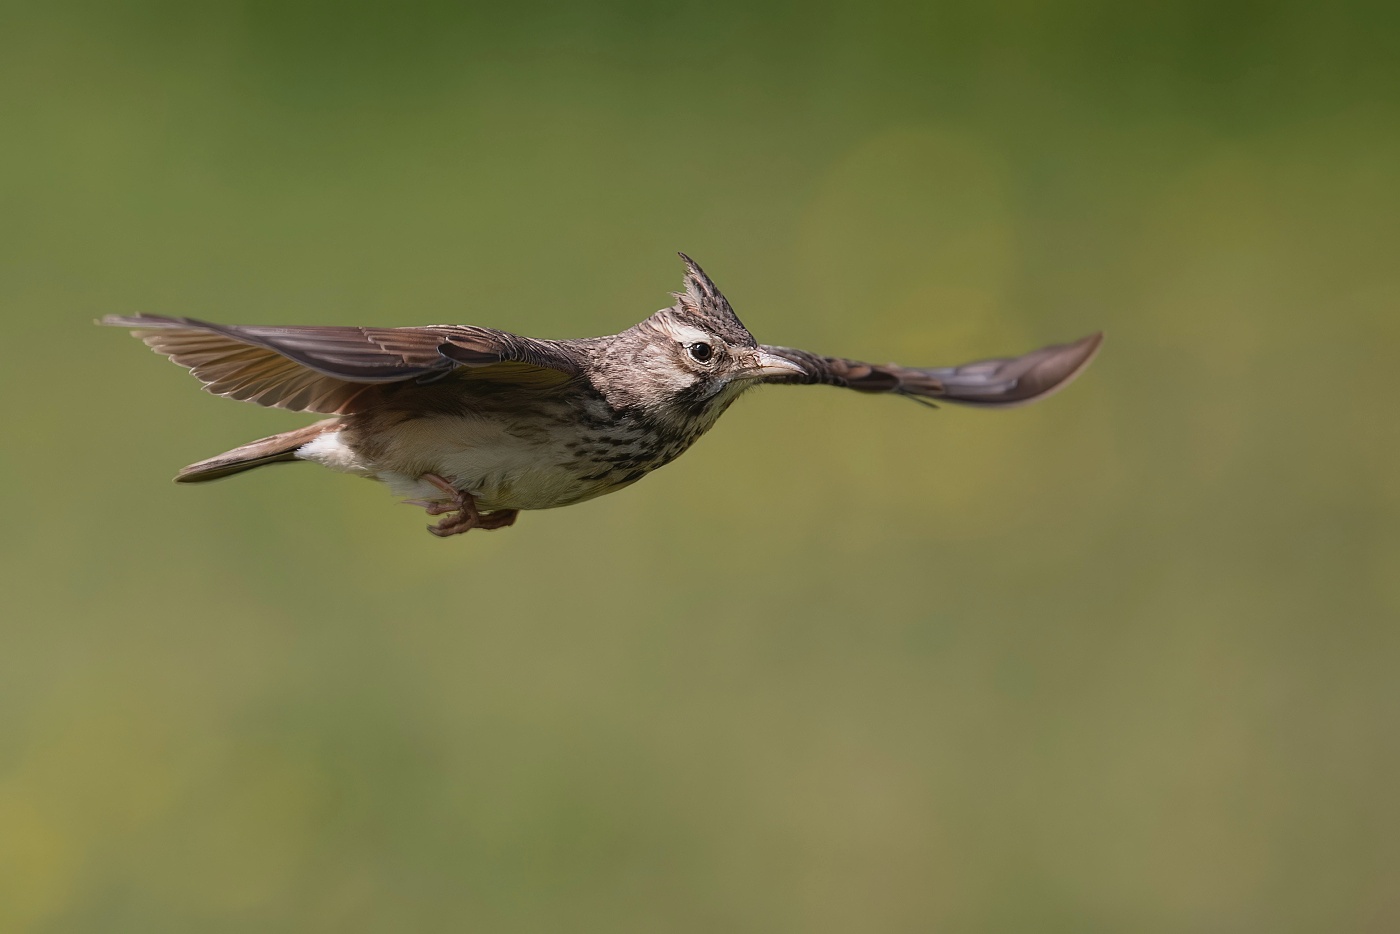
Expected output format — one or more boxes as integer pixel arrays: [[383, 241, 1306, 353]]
[[176, 419, 340, 483]]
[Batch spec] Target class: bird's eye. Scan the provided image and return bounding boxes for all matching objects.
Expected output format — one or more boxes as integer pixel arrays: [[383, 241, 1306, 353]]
[[687, 342, 715, 364]]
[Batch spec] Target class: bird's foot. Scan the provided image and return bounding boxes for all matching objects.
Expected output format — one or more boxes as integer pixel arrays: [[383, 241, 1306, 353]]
[[475, 509, 519, 531], [432, 505, 518, 535], [406, 473, 518, 537]]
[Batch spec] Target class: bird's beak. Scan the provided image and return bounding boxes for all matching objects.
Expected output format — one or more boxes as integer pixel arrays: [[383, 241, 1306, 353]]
[[739, 349, 806, 381]]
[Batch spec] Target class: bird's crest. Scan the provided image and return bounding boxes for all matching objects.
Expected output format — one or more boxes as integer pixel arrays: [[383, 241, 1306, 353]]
[[671, 253, 755, 346]]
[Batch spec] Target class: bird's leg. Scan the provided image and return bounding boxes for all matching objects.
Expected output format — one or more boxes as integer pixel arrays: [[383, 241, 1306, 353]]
[[405, 473, 518, 537]]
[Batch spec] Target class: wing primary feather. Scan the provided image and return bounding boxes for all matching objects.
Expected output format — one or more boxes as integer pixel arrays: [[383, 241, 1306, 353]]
[[101, 314, 585, 414], [758, 333, 1101, 409]]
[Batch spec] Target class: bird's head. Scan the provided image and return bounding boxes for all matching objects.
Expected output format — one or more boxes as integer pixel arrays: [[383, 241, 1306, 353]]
[[596, 254, 804, 417]]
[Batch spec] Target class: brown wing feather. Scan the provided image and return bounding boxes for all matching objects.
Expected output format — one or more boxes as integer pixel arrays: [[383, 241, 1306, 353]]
[[760, 332, 1102, 408], [102, 315, 583, 414]]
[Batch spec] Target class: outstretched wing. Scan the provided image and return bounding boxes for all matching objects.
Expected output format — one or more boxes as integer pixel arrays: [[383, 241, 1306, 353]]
[[759, 332, 1102, 408], [101, 314, 584, 414]]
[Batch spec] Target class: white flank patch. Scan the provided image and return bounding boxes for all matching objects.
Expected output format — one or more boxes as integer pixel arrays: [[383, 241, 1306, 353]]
[[295, 430, 365, 475]]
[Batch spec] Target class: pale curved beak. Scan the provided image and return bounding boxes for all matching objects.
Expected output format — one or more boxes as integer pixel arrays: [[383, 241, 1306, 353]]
[[740, 349, 806, 380]]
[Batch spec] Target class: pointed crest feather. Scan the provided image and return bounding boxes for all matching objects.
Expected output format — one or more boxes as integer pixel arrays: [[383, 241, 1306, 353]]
[[670, 253, 754, 345]]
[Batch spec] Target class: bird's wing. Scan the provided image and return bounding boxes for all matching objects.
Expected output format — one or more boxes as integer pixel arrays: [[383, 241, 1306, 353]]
[[101, 315, 584, 414], [758, 332, 1102, 408]]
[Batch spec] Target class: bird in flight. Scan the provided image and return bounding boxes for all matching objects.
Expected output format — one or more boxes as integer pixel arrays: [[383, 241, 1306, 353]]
[[103, 254, 1101, 537]]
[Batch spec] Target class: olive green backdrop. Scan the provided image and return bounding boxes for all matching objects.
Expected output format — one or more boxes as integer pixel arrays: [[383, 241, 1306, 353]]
[[2, 1, 1396, 930]]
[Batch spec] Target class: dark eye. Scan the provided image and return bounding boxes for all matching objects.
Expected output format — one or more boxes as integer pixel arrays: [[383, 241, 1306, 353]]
[[687, 342, 715, 364]]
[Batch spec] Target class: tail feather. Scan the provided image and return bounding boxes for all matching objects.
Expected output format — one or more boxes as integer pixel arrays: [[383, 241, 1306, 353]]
[[176, 419, 339, 483]]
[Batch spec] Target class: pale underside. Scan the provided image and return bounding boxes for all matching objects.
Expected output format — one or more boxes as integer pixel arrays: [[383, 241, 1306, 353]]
[[296, 377, 749, 512], [297, 421, 645, 512]]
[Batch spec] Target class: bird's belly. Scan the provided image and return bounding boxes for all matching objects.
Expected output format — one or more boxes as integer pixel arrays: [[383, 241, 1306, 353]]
[[419, 452, 627, 512], [321, 415, 649, 512]]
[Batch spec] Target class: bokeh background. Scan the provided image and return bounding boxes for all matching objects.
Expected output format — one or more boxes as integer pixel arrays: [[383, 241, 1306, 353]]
[[2, 1, 1397, 930]]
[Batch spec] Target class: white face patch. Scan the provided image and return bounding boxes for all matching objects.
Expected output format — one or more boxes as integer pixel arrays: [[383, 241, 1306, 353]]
[[632, 321, 727, 395], [664, 323, 719, 347], [589, 312, 757, 411]]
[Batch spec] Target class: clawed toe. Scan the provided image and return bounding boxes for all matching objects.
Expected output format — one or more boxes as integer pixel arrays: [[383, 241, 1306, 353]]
[[409, 473, 517, 537], [402, 499, 457, 516], [425, 507, 473, 536], [476, 509, 519, 531], [405, 500, 456, 519], [427, 508, 517, 536]]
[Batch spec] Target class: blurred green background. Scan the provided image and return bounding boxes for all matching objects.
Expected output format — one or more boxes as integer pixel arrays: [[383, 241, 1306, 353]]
[[2, 0, 1397, 930]]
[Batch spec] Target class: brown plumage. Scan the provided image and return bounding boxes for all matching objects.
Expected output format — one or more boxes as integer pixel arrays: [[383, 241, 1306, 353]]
[[103, 254, 1102, 537]]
